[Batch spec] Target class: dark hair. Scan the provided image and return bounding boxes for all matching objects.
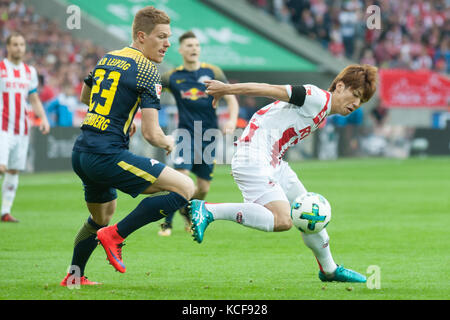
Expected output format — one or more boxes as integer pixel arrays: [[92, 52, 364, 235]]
[[132, 6, 170, 40], [179, 31, 197, 44]]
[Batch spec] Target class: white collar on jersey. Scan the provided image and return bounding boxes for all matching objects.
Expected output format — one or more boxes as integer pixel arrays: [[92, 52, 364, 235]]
[[4, 58, 23, 68]]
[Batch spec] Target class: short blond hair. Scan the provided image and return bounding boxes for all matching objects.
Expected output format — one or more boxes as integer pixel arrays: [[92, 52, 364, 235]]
[[132, 6, 170, 40], [329, 64, 378, 103]]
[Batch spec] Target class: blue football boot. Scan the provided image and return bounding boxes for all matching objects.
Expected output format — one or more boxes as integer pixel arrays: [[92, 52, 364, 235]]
[[189, 200, 214, 244], [319, 265, 366, 283]]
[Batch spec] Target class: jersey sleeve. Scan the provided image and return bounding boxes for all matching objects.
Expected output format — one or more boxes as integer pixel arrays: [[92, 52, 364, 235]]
[[286, 85, 306, 106], [210, 64, 228, 83], [137, 61, 161, 110], [299, 84, 331, 116], [160, 70, 172, 88], [28, 66, 38, 94], [84, 71, 94, 88]]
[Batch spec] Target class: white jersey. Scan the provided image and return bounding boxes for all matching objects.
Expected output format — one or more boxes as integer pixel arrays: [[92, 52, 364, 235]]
[[235, 84, 331, 168], [0, 58, 38, 136]]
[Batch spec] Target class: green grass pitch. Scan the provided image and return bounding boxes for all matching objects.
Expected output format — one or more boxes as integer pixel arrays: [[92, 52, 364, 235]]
[[0, 157, 449, 300]]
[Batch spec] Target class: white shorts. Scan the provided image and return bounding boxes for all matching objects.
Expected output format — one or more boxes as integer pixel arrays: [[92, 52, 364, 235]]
[[231, 150, 307, 206], [0, 131, 30, 171]]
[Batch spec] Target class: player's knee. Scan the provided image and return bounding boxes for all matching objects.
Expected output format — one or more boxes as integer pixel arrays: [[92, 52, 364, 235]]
[[186, 178, 195, 199], [0, 165, 6, 175], [273, 210, 293, 231], [153, 167, 195, 200], [175, 175, 195, 200], [274, 217, 293, 231], [265, 201, 292, 232]]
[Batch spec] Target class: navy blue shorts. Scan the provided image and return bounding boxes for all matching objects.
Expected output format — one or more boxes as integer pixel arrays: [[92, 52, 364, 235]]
[[72, 150, 166, 203], [172, 139, 216, 181]]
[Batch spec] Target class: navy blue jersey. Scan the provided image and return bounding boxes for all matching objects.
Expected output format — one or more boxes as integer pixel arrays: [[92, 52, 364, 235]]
[[74, 47, 162, 154], [161, 63, 227, 133]]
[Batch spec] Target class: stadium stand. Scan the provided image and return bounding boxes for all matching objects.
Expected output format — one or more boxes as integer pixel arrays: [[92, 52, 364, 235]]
[[248, 0, 450, 74], [2, 0, 447, 143], [0, 0, 106, 101]]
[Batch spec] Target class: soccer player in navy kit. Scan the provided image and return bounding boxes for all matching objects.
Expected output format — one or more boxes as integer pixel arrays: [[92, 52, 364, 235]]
[[60, 7, 195, 286], [157, 31, 239, 236]]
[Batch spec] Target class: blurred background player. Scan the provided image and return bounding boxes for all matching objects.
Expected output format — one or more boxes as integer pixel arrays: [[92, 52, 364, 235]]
[[157, 31, 239, 236], [60, 7, 195, 287], [190, 64, 378, 283], [0, 32, 50, 223]]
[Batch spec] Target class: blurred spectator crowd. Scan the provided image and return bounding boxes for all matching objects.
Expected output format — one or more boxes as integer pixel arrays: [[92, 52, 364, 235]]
[[0, 0, 106, 126], [248, 0, 450, 74]]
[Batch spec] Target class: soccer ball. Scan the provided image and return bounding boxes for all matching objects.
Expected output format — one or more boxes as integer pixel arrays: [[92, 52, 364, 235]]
[[290, 192, 331, 234]]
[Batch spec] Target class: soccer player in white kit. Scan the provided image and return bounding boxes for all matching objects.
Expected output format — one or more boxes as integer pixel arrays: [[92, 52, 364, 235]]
[[0, 33, 50, 222], [190, 64, 378, 282]]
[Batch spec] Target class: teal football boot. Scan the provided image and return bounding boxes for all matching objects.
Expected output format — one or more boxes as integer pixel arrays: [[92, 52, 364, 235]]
[[189, 200, 214, 244], [319, 265, 366, 283]]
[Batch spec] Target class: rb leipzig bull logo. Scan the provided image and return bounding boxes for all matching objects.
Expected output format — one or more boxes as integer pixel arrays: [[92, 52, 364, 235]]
[[181, 88, 208, 101]]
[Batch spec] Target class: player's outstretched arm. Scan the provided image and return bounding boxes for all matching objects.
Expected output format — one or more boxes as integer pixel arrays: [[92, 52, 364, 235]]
[[80, 83, 91, 106], [141, 108, 174, 155], [222, 94, 239, 134], [205, 80, 290, 107], [29, 92, 50, 134]]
